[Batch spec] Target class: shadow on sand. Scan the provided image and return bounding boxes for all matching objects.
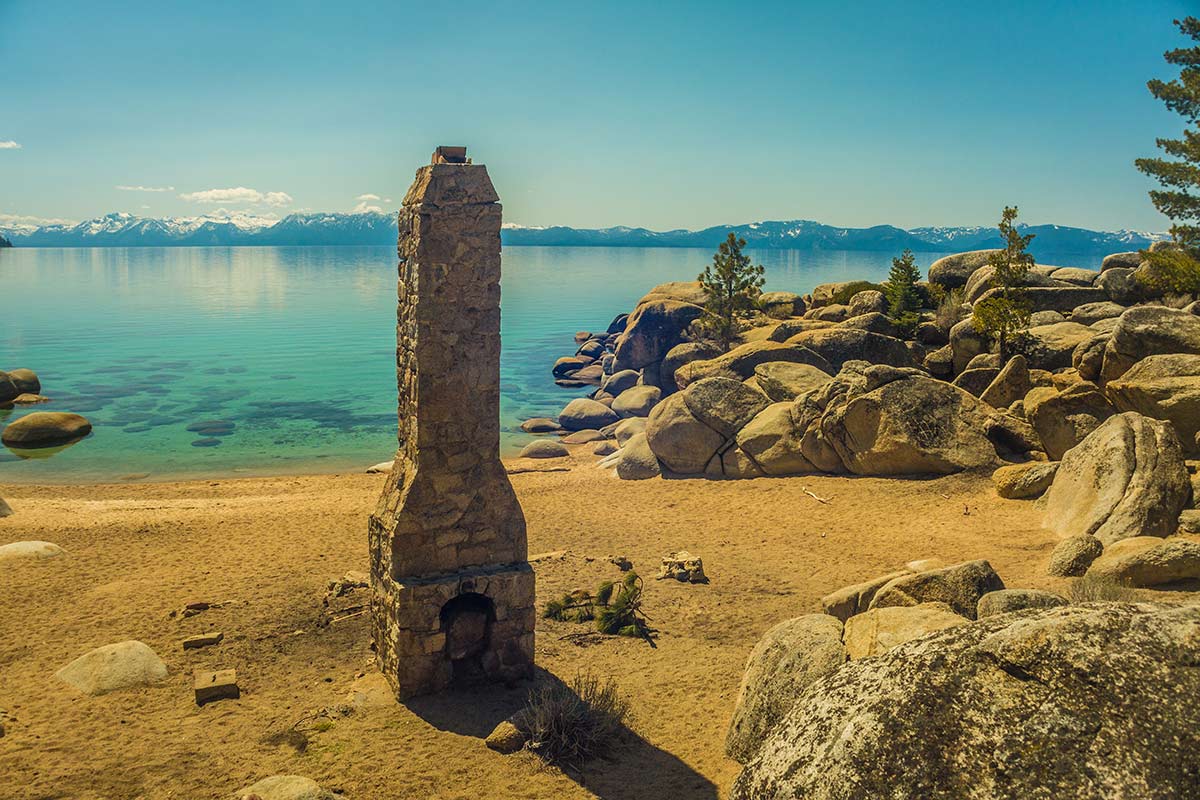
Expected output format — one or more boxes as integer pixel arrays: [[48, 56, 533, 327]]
[[404, 667, 718, 800]]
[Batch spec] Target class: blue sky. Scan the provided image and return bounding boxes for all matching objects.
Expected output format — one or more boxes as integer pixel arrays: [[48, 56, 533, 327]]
[[0, 0, 1194, 231]]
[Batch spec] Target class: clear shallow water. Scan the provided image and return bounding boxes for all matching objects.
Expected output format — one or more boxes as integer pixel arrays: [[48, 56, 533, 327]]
[[0, 245, 1096, 483]]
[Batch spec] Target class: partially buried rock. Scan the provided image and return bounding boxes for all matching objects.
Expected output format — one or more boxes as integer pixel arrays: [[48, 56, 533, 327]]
[[365, 460, 393, 474], [236, 775, 336, 800], [725, 614, 847, 764], [560, 428, 605, 444], [518, 439, 569, 459], [0, 496, 11, 518], [194, 668, 240, 705], [592, 440, 617, 456], [842, 602, 967, 659], [0, 540, 64, 561], [1, 411, 92, 448], [1047, 534, 1104, 577], [56, 640, 168, 696], [657, 551, 706, 583], [976, 588, 1067, 618], [731, 603, 1200, 800], [992, 461, 1058, 499], [868, 559, 1004, 620]]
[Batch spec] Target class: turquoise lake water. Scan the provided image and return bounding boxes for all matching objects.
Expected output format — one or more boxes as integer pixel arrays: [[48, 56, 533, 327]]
[[0, 245, 1099, 483]]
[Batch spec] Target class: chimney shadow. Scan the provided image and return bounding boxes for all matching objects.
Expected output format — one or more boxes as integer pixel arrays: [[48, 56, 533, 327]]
[[403, 667, 719, 800]]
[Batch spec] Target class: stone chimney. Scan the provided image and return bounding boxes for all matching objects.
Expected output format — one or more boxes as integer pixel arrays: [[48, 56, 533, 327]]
[[369, 148, 535, 700]]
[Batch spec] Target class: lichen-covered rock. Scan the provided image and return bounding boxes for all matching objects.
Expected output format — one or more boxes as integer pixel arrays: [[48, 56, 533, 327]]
[[731, 604, 1200, 800], [842, 602, 967, 659], [1096, 266, 1139, 304], [55, 641, 168, 696], [979, 354, 1032, 408], [951, 366, 999, 397], [868, 559, 1004, 619], [976, 588, 1067, 618], [1024, 382, 1115, 460], [992, 461, 1058, 499], [682, 377, 769, 439], [1, 411, 93, 448], [1043, 412, 1191, 545], [822, 376, 1000, 476], [1072, 331, 1110, 381], [725, 614, 847, 764], [1106, 353, 1200, 455], [1100, 305, 1200, 384], [660, 342, 720, 393], [928, 249, 999, 289], [785, 328, 914, 373], [674, 340, 831, 387], [847, 289, 886, 317], [612, 298, 704, 372], [1047, 534, 1104, 577], [752, 362, 833, 402], [1070, 301, 1126, 326], [949, 318, 991, 374], [615, 432, 661, 481], [1085, 535, 1200, 587], [759, 291, 805, 319], [1021, 322, 1095, 371], [1101, 251, 1143, 271]]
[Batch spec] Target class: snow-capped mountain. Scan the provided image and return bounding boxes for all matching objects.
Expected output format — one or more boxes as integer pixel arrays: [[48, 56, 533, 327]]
[[0, 212, 1165, 255]]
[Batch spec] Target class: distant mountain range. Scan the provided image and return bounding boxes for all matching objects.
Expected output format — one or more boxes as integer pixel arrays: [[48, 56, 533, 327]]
[[0, 211, 1165, 256]]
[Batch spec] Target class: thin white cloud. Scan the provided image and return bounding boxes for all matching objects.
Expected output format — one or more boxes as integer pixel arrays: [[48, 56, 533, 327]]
[[117, 184, 175, 192], [0, 212, 77, 229], [0, 141, 22, 150], [352, 201, 384, 214], [179, 187, 293, 207], [356, 193, 381, 201]]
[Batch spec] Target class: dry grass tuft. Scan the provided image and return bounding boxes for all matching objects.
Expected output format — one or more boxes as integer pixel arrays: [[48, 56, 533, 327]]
[[523, 672, 630, 767], [1070, 574, 1141, 604]]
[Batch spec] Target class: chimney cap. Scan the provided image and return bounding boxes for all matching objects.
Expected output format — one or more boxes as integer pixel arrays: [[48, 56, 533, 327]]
[[432, 146, 470, 165]]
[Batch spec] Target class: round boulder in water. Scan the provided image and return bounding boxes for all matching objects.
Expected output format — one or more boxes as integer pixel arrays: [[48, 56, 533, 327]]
[[1, 412, 92, 448]]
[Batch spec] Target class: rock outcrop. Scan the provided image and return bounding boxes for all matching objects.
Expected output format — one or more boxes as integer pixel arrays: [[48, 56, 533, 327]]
[[1100, 305, 1200, 383], [841, 602, 967, 659], [1106, 353, 1200, 455], [868, 559, 1004, 619], [55, 641, 168, 696], [731, 604, 1200, 800], [1085, 536, 1200, 587], [1042, 412, 1191, 544]]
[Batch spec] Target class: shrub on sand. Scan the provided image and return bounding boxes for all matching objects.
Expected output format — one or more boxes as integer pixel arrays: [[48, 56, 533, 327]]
[[523, 672, 630, 766]]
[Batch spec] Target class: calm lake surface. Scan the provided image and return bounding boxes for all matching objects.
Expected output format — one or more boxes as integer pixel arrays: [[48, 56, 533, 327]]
[[0, 245, 1100, 483]]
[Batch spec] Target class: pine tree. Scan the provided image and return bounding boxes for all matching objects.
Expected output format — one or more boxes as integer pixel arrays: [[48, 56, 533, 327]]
[[697, 232, 765, 351], [972, 206, 1034, 362], [1134, 15, 1200, 292], [883, 248, 922, 335]]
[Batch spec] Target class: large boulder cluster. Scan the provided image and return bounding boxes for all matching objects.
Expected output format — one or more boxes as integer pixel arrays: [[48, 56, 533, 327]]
[[528, 250, 1200, 485], [726, 548, 1200, 799]]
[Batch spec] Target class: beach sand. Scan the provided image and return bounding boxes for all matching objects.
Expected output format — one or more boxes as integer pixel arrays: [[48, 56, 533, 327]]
[[0, 454, 1061, 799]]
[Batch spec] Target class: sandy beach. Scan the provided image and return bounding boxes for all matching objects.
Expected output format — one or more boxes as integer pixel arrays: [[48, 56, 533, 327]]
[[0, 453, 1060, 800]]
